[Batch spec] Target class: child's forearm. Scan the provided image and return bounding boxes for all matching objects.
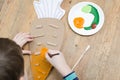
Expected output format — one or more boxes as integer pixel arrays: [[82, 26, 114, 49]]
[[55, 64, 72, 76], [55, 64, 79, 80], [45, 50, 79, 80]]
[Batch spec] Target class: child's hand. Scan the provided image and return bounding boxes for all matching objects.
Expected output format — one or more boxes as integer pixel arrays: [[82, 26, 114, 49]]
[[13, 32, 33, 54], [46, 50, 72, 76]]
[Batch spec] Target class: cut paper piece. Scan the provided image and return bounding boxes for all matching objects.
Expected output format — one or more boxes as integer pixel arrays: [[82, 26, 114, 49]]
[[33, 1, 46, 18], [33, 0, 65, 20], [33, 2, 42, 18]]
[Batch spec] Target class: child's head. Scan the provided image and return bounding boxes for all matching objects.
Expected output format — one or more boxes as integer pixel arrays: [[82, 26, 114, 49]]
[[0, 38, 24, 80]]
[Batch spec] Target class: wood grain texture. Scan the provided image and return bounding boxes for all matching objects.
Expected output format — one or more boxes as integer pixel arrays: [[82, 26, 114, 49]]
[[0, 0, 4, 11], [0, 0, 120, 80]]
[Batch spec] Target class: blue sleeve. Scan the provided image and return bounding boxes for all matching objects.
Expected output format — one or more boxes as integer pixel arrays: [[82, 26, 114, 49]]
[[63, 71, 79, 80]]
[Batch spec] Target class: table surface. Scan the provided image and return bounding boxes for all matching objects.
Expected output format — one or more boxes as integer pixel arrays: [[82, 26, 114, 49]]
[[0, 0, 120, 80]]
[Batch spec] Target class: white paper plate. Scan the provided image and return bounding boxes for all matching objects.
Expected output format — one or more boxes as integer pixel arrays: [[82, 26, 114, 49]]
[[68, 2, 105, 35]]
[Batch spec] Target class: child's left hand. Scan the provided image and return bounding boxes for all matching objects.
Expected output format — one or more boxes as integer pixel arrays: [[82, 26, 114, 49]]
[[13, 32, 33, 54]]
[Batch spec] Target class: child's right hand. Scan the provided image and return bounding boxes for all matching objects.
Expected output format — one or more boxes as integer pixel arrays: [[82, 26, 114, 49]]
[[46, 50, 72, 76]]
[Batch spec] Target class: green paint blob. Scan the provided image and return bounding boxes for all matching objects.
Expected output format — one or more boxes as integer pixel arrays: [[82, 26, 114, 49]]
[[82, 5, 92, 13], [84, 27, 92, 30], [82, 5, 100, 30], [90, 5, 99, 24]]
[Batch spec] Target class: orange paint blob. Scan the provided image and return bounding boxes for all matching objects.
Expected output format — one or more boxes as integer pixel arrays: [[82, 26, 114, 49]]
[[31, 47, 52, 80], [40, 47, 48, 58], [73, 17, 84, 28]]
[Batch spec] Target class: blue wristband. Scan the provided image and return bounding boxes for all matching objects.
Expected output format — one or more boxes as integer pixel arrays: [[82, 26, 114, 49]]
[[63, 71, 78, 80]]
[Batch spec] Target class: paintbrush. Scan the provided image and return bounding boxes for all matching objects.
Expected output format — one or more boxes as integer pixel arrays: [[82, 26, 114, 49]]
[[72, 45, 90, 70]]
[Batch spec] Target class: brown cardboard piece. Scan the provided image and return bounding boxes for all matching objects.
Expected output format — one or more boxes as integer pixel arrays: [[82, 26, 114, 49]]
[[30, 18, 65, 80]]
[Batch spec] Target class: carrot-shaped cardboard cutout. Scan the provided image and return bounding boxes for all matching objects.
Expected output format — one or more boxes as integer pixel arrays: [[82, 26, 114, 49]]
[[30, 0, 65, 80]]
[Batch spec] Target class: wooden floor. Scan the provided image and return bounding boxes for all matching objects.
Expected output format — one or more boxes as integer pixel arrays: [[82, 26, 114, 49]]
[[0, 0, 120, 80]]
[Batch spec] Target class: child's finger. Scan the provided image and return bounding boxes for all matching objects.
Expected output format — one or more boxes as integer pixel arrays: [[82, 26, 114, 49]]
[[45, 53, 52, 62], [13, 32, 23, 41], [14, 32, 26, 41], [46, 49, 60, 60], [25, 36, 34, 42], [22, 50, 32, 55]]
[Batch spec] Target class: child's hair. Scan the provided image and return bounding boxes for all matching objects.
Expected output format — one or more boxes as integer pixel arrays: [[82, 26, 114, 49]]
[[0, 38, 24, 80]]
